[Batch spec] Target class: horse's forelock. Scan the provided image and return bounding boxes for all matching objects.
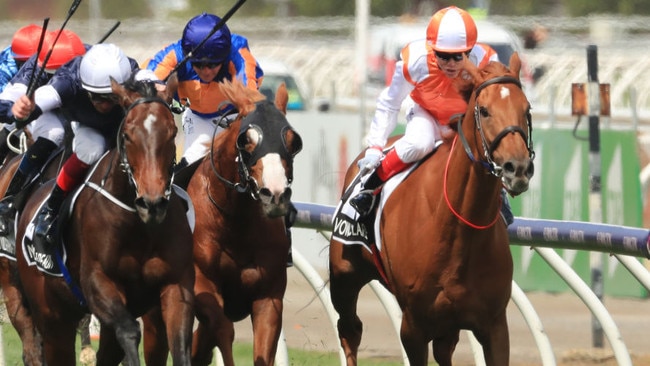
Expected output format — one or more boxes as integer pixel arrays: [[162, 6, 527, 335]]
[[122, 77, 158, 99]]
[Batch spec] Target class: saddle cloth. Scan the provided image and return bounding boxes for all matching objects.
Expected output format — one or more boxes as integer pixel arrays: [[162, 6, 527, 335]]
[[331, 164, 415, 253]]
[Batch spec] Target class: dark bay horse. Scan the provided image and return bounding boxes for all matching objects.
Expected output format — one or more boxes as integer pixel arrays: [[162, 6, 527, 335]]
[[329, 53, 535, 366], [187, 79, 302, 365], [14, 74, 195, 365]]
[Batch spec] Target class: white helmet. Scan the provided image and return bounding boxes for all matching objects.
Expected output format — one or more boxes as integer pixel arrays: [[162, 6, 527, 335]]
[[80, 43, 131, 93]]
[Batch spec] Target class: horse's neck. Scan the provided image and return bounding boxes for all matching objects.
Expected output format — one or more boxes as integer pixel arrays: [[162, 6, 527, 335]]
[[444, 131, 502, 221]]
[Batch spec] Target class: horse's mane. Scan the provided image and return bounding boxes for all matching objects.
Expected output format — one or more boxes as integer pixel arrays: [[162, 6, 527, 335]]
[[455, 61, 513, 102], [219, 78, 266, 116], [122, 73, 159, 98]]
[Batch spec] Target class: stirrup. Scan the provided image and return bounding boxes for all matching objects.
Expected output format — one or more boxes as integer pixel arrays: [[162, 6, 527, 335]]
[[33, 208, 58, 243], [350, 189, 377, 217]]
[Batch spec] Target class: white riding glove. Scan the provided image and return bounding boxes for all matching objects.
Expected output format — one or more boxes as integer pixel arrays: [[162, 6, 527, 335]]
[[357, 147, 383, 174]]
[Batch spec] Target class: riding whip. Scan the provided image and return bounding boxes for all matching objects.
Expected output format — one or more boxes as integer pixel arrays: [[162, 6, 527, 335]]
[[26, 0, 82, 98], [97, 21, 121, 44], [24, 18, 49, 98], [163, 0, 247, 82]]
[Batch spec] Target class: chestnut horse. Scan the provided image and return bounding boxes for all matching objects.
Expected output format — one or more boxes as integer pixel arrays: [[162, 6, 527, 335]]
[[14, 74, 194, 365], [329, 53, 535, 366], [187, 79, 302, 365]]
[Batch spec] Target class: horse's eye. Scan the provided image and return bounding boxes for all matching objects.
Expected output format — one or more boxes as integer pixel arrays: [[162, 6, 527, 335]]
[[479, 106, 489, 118]]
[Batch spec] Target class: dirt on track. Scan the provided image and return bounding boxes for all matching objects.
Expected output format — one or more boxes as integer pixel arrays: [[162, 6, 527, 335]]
[[233, 269, 650, 365]]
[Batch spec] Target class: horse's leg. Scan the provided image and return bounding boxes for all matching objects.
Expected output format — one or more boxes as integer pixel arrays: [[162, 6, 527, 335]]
[[0, 260, 43, 365], [250, 297, 283, 366], [95, 322, 126, 365], [42, 318, 77, 366], [431, 331, 460, 366], [329, 241, 376, 365], [78, 313, 97, 366], [160, 281, 194, 365], [399, 310, 430, 366], [142, 308, 170, 366], [475, 311, 510, 366], [192, 272, 235, 366]]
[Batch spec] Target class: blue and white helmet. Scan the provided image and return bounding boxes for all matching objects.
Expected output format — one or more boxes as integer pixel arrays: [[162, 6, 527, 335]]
[[181, 13, 231, 64], [80, 43, 131, 94]]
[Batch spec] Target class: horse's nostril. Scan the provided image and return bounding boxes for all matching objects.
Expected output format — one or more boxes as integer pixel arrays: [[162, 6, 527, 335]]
[[503, 161, 515, 174], [527, 162, 535, 178]]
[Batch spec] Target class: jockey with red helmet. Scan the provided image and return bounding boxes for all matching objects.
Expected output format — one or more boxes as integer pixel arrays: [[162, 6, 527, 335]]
[[3, 43, 138, 243], [0, 24, 43, 92], [0, 30, 88, 236], [349, 6, 512, 224], [143, 12, 263, 169]]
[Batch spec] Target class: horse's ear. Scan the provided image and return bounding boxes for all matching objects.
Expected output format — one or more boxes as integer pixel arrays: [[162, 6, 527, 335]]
[[274, 83, 288, 115], [509, 52, 521, 78], [110, 76, 133, 107], [462, 55, 481, 83], [162, 72, 179, 104]]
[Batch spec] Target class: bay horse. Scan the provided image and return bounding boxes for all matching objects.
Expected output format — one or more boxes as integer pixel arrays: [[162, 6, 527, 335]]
[[14, 73, 195, 365], [329, 53, 535, 366], [187, 79, 302, 365]]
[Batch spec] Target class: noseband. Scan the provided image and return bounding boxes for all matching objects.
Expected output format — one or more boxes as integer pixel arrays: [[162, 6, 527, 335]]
[[457, 76, 535, 177], [117, 96, 175, 201]]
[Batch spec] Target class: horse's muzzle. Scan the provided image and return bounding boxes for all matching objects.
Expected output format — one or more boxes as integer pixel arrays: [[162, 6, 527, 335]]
[[502, 160, 534, 196], [134, 196, 170, 224], [258, 187, 292, 218]]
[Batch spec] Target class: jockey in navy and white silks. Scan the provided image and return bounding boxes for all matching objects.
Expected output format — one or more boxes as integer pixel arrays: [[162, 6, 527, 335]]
[[0, 30, 88, 236], [10, 43, 139, 245], [143, 12, 263, 166], [349, 6, 500, 218]]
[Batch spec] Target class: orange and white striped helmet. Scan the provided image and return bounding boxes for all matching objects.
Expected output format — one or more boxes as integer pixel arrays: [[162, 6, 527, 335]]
[[426, 6, 477, 53]]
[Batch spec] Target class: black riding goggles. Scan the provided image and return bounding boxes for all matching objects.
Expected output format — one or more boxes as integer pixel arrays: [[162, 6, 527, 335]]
[[88, 92, 119, 103], [191, 61, 220, 69], [435, 51, 470, 62]]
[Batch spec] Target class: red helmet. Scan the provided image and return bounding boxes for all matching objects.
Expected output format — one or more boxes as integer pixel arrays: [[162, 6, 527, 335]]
[[38, 30, 86, 70], [426, 6, 477, 53], [11, 24, 43, 61]]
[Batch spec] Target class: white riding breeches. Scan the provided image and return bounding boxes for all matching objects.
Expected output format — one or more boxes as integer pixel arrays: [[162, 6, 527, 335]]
[[181, 108, 227, 164], [27, 111, 66, 147], [70, 122, 107, 165], [392, 103, 445, 164]]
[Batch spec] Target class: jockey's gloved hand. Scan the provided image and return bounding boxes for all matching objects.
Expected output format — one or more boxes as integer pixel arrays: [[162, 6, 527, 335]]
[[357, 147, 383, 174]]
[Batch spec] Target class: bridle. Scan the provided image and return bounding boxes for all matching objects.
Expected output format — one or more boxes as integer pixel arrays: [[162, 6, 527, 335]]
[[456, 75, 535, 177], [116, 96, 175, 201], [209, 100, 302, 201]]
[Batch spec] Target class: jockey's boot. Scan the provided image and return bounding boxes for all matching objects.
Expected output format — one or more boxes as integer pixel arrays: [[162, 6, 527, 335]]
[[350, 149, 410, 218], [285, 202, 297, 267], [33, 153, 89, 245], [33, 184, 66, 245], [173, 157, 188, 174], [0, 137, 57, 236], [500, 188, 515, 227]]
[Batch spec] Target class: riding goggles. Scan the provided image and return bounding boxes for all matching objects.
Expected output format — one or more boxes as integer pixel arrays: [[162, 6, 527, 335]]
[[191, 61, 221, 69], [88, 92, 119, 103], [435, 51, 470, 62]]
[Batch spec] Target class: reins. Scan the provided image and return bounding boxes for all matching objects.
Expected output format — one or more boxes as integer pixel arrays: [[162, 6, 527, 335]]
[[443, 135, 502, 229], [444, 74, 533, 229]]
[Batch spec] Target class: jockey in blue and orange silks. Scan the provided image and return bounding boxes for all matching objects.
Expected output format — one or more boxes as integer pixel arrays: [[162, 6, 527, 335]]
[[350, 6, 514, 225], [142, 12, 263, 168]]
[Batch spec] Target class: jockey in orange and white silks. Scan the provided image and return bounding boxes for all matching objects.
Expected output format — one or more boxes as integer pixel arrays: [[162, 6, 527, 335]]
[[350, 6, 503, 219], [143, 12, 263, 167]]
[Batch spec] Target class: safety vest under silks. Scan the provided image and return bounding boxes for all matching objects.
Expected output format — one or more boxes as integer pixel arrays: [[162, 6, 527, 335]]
[[401, 41, 498, 126]]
